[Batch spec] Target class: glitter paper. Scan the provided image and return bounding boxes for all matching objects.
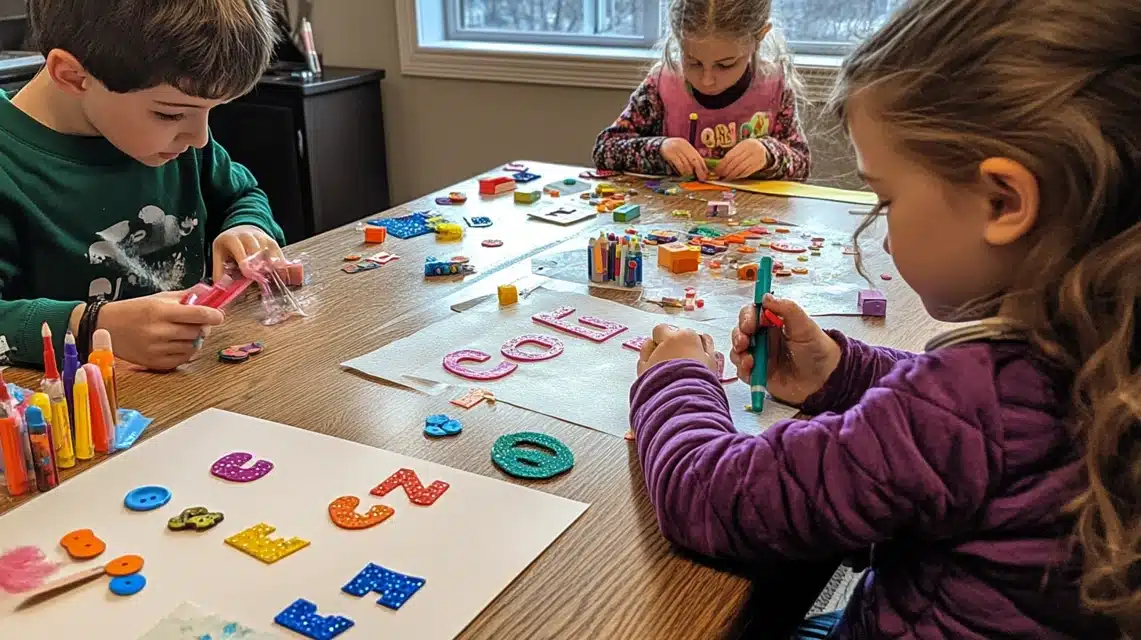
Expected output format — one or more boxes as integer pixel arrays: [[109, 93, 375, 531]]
[[328, 496, 394, 530], [274, 599, 354, 640], [532, 306, 628, 343], [442, 349, 518, 380], [622, 336, 649, 352], [211, 452, 274, 483], [450, 388, 490, 409], [59, 529, 106, 560], [224, 523, 310, 564], [104, 554, 144, 576], [342, 563, 426, 610], [491, 432, 574, 480], [370, 468, 450, 506], [167, 507, 225, 532], [109, 573, 146, 596], [500, 334, 565, 362]]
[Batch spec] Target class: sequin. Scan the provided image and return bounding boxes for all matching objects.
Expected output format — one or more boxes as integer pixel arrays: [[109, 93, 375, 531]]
[[500, 334, 565, 361], [224, 523, 310, 564], [532, 306, 628, 343], [370, 468, 450, 506], [274, 599, 354, 640], [442, 349, 518, 380], [328, 496, 394, 530], [342, 562, 426, 610], [211, 452, 274, 483], [491, 432, 574, 480]]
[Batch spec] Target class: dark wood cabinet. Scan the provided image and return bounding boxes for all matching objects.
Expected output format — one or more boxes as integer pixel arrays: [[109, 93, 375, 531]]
[[209, 67, 390, 244]]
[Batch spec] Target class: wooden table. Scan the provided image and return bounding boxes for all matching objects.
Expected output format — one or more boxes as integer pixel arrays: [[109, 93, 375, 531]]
[[0, 162, 944, 638]]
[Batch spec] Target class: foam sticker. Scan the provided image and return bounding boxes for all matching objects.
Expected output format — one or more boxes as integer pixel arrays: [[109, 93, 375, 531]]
[[491, 432, 575, 480], [450, 388, 489, 409], [622, 336, 649, 352], [500, 334, 565, 362], [274, 599, 354, 640], [224, 523, 310, 564], [532, 306, 628, 343], [167, 507, 225, 532], [342, 563, 426, 610], [211, 452, 274, 483], [59, 529, 106, 560], [442, 349, 518, 380], [328, 496, 394, 530], [370, 468, 449, 506]]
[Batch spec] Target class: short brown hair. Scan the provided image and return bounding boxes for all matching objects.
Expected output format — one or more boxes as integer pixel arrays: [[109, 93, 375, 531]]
[[29, 0, 278, 99]]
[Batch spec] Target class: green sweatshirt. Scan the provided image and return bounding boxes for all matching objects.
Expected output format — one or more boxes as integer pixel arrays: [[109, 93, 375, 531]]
[[0, 91, 285, 368]]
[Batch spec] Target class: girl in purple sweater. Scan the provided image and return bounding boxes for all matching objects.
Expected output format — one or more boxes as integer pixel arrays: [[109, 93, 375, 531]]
[[592, 0, 810, 182], [630, 0, 1141, 638]]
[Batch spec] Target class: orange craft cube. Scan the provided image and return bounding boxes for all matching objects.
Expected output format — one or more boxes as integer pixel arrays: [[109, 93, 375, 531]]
[[658, 243, 701, 274], [364, 226, 387, 243], [737, 263, 760, 280]]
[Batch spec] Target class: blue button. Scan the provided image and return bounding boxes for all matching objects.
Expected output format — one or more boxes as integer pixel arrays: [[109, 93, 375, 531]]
[[109, 573, 146, 596], [425, 414, 450, 426], [124, 486, 172, 512]]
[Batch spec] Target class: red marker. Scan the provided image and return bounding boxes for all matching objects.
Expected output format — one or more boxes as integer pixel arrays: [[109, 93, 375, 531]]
[[41, 323, 60, 380]]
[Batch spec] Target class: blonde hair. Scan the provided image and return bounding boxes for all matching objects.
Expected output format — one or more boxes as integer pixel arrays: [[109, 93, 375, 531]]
[[659, 0, 799, 92], [831, 0, 1141, 632], [30, 0, 278, 99]]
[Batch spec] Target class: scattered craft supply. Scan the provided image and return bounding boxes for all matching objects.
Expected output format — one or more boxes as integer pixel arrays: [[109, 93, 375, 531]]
[[491, 432, 575, 480], [858, 289, 887, 316], [59, 529, 105, 560], [622, 336, 649, 352], [443, 349, 519, 380], [792, 267, 809, 275], [434, 197, 455, 206], [451, 388, 492, 409], [579, 169, 619, 179], [482, 239, 504, 248], [108, 574, 146, 596], [529, 206, 595, 226], [211, 452, 274, 483], [424, 258, 476, 277], [225, 523, 311, 564], [343, 254, 360, 261], [512, 172, 541, 183], [451, 256, 470, 264], [434, 222, 464, 241], [464, 215, 493, 227], [368, 212, 436, 239], [0, 546, 58, 594], [479, 176, 516, 195], [363, 226, 387, 244], [342, 563, 426, 611], [498, 284, 519, 306], [504, 162, 528, 172], [613, 203, 640, 223], [501, 334, 565, 361], [275, 598, 355, 640], [218, 342, 264, 364], [424, 414, 463, 438], [327, 496, 393, 530], [588, 232, 643, 287], [370, 468, 450, 506], [168, 507, 225, 532], [770, 242, 807, 253], [364, 252, 400, 266], [104, 554, 144, 577], [341, 261, 380, 274], [541, 178, 591, 196], [123, 485, 172, 512], [881, 273, 893, 281]]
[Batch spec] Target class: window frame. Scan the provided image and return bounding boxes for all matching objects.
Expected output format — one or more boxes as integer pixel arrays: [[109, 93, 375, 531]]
[[445, 0, 664, 49]]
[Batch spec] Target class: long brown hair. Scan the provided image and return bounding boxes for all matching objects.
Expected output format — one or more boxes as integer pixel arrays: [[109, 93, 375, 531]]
[[830, 0, 1141, 632]]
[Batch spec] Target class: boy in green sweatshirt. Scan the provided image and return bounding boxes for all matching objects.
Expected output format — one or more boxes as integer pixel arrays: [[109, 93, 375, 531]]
[[0, 0, 286, 371]]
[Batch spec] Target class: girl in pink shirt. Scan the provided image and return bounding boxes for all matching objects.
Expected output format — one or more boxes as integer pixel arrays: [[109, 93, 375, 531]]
[[592, 0, 810, 182]]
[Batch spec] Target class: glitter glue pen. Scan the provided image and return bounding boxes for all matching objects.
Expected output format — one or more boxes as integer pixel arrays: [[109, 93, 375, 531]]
[[72, 368, 93, 461], [0, 413, 29, 496], [24, 406, 58, 492], [88, 329, 119, 426], [38, 382, 74, 470], [81, 364, 114, 455]]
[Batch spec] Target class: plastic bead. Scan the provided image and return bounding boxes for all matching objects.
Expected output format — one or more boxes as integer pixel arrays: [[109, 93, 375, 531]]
[[491, 432, 574, 480], [224, 523, 310, 564], [274, 599, 354, 640], [59, 528, 105, 560], [124, 485, 172, 512], [500, 334, 565, 361], [370, 468, 450, 506], [109, 574, 146, 596], [342, 562, 426, 610], [211, 452, 274, 483], [328, 496, 394, 530]]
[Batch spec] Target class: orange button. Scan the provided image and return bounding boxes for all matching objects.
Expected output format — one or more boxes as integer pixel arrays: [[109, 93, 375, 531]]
[[105, 554, 144, 576]]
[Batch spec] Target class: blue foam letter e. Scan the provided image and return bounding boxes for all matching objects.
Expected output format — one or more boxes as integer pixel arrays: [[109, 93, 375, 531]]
[[342, 562, 426, 610], [274, 598, 354, 640]]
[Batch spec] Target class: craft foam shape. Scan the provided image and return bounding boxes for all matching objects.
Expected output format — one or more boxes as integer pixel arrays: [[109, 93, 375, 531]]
[[498, 284, 519, 306], [342, 563, 426, 610], [622, 336, 649, 352], [442, 349, 518, 380], [370, 468, 450, 506], [224, 523, 310, 564], [500, 334, 565, 361], [656, 243, 701, 274], [769, 241, 807, 253], [168, 507, 225, 532], [60, 528, 105, 560], [532, 306, 628, 343], [423, 419, 462, 437], [491, 432, 575, 480], [363, 226, 387, 243], [104, 554, 144, 577], [211, 452, 274, 483], [124, 485, 172, 512], [450, 388, 489, 409], [328, 496, 395, 530], [109, 573, 146, 596], [274, 599, 355, 640], [369, 212, 434, 239]]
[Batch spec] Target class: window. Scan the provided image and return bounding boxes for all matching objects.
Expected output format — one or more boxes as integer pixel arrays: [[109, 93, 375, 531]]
[[396, 0, 900, 94]]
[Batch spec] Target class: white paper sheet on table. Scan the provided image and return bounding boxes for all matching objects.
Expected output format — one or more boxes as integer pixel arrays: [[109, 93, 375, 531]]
[[344, 291, 798, 437]]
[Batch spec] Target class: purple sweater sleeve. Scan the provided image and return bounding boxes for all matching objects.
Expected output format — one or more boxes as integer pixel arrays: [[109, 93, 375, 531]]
[[800, 330, 915, 414], [592, 73, 672, 175], [629, 350, 997, 562]]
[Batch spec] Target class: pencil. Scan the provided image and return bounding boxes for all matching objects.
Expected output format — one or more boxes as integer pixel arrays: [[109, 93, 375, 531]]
[[751, 257, 774, 412]]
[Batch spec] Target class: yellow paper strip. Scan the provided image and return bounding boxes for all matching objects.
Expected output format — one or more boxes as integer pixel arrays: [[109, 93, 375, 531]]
[[706, 180, 879, 206]]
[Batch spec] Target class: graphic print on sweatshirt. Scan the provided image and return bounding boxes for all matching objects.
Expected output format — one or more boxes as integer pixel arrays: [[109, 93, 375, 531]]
[[86, 205, 198, 301]]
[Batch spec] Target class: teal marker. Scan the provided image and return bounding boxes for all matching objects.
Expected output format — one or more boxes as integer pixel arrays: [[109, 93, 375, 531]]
[[751, 256, 774, 412]]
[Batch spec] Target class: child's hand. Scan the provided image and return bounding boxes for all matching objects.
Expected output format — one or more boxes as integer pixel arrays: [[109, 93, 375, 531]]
[[660, 138, 709, 181], [730, 295, 841, 405], [97, 292, 224, 371], [637, 323, 719, 376], [213, 225, 284, 283], [716, 138, 769, 181]]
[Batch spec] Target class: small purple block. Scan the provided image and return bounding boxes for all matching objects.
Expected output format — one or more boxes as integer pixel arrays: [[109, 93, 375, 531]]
[[858, 289, 887, 317]]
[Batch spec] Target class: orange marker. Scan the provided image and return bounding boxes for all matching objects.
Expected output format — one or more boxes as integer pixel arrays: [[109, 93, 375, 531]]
[[88, 330, 119, 425], [81, 364, 114, 454]]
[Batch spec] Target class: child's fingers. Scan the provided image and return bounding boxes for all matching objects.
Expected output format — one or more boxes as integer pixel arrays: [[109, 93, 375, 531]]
[[164, 302, 226, 327], [731, 326, 751, 353], [762, 295, 811, 329], [638, 337, 658, 363], [737, 304, 758, 336], [735, 352, 754, 382]]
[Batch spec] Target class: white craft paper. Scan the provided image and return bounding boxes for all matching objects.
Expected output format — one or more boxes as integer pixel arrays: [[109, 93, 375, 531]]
[[0, 409, 588, 639], [137, 601, 281, 639], [344, 291, 798, 437]]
